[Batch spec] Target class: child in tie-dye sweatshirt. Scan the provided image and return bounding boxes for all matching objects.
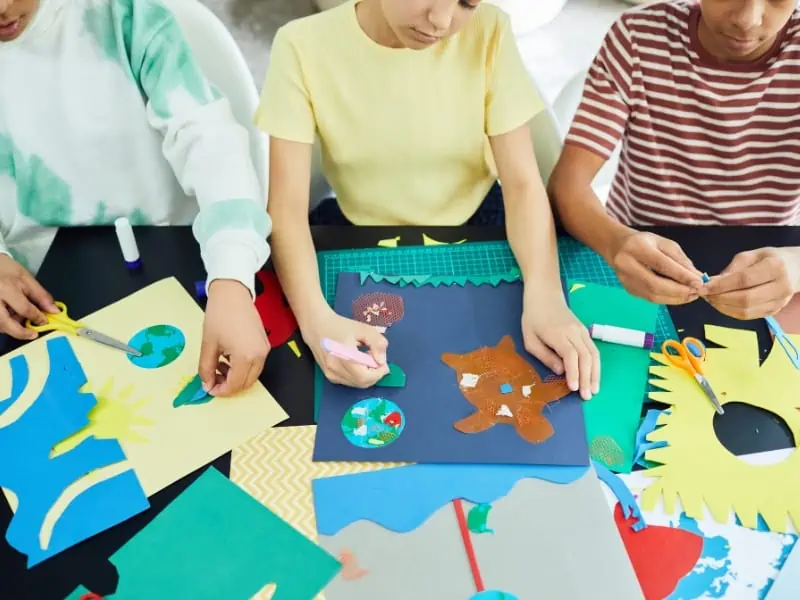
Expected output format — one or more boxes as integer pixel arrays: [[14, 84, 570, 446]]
[[0, 0, 271, 396]]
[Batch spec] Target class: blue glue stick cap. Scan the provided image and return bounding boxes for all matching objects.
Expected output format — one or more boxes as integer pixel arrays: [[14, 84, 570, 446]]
[[195, 280, 207, 298]]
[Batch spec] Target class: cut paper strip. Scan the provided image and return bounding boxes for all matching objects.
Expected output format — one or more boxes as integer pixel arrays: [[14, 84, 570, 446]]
[[642, 325, 800, 533], [567, 281, 659, 472], [375, 363, 406, 388], [613, 503, 703, 600], [316, 467, 643, 600], [0, 336, 148, 567], [422, 233, 467, 246], [768, 537, 800, 600], [66, 468, 340, 600], [0, 278, 288, 498], [358, 270, 521, 288], [230, 426, 406, 542], [315, 273, 589, 467], [633, 410, 668, 468], [172, 374, 212, 407], [255, 270, 299, 348], [377, 236, 401, 248], [312, 463, 587, 536], [594, 461, 645, 532], [442, 335, 571, 444]]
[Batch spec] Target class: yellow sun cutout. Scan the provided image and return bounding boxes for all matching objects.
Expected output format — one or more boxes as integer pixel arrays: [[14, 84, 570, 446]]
[[51, 379, 156, 457], [641, 325, 800, 533]]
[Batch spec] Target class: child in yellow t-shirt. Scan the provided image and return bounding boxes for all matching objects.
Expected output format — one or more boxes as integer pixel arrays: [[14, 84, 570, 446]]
[[257, 0, 599, 400]]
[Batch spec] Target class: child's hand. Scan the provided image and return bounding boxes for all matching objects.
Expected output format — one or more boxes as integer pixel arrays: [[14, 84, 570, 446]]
[[521, 291, 600, 401], [609, 231, 703, 305], [703, 247, 800, 320], [302, 308, 390, 388], [0, 253, 59, 340], [199, 279, 270, 396]]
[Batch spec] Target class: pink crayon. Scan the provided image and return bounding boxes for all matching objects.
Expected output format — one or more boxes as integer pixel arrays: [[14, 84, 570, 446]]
[[322, 338, 380, 369]]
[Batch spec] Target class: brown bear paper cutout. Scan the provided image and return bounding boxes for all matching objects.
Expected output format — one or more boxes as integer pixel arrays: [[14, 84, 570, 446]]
[[441, 335, 571, 444]]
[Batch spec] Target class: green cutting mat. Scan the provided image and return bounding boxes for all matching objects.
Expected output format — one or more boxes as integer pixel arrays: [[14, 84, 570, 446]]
[[314, 238, 678, 419]]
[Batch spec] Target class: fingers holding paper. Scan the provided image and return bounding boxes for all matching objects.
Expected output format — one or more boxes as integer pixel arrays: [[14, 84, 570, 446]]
[[522, 293, 600, 401], [703, 247, 800, 320], [199, 280, 270, 397]]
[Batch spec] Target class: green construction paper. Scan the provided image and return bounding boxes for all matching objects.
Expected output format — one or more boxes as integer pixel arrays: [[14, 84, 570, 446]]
[[66, 468, 340, 600], [172, 374, 213, 407], [376, 362, 406, 388], [567, 281, 659, 473], [358, 270, 522, 288]]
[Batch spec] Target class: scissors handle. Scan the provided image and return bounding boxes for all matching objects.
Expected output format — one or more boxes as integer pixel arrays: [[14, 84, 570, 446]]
[[25, 301, 78, 333], [662, 338, 706, 374]]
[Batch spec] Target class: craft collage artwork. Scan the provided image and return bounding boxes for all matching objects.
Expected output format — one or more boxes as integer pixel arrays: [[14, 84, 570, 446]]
[[3, 237, 800, 599]]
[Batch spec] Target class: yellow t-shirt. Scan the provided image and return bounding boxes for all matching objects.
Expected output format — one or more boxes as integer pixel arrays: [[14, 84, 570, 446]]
[[256, 0, 543, 225]]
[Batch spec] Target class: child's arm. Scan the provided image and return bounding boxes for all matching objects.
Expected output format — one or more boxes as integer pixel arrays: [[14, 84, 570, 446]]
[[485, 13, 598, 400], [129, 0, 271, 295], [548, 19, 700, 305]]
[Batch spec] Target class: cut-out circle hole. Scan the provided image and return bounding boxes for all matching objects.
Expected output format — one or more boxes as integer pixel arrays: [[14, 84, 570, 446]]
[[126, 324, 185, 369], [341, 398, 405, 448], [713, 402, 795, 459]]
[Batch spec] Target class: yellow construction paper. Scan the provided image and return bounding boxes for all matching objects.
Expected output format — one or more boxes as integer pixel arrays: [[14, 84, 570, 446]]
[[231, 425, 405, 600], [0, 278, 288, 499], [422, 233, 467, 246], [641, 325, 800, 533], [377, 236, 401, 248]]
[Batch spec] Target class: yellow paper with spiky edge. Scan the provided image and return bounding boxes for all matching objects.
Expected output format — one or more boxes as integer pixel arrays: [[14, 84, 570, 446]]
[[641, 325, 800, 533]]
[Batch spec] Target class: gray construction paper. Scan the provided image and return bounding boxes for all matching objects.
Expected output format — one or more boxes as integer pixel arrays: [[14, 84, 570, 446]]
[[470, 468, 644, 599], [318, 500, 474, 599], [318, 468, 643, 599]]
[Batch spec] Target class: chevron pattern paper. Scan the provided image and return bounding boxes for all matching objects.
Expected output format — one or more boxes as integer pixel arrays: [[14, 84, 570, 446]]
[[232, 426, 406, 600], [231, 425, 406, 540]]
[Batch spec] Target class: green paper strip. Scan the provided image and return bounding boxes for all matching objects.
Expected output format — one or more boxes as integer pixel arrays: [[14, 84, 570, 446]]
[[567, 281, 660, 474], [66, 468, 340, 600], [358, 270, 521, 288]]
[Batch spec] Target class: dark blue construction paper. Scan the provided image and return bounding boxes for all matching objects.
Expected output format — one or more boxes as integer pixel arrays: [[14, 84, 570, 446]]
[[313, 273, 590, 466], [313, 463, 589, 536]]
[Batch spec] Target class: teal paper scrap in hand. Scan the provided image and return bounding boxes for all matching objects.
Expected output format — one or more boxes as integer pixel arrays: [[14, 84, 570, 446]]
[[66, 467, 341, 600]]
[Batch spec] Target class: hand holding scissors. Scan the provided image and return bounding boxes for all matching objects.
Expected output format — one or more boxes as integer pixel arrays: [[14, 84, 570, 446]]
[[661, 337, 724, 415], [26, 302, 142, 357]]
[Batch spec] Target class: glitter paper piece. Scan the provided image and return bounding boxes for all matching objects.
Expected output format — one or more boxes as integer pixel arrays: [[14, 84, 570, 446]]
[[352, 293, 405, 329], [442, 336, 571, 444]]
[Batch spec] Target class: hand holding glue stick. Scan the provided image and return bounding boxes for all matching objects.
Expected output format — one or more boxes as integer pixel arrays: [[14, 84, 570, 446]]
[[589, 324, 655, 349]]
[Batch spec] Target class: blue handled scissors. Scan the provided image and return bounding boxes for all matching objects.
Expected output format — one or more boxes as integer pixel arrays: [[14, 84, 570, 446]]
[[661, 337, 725, 415]]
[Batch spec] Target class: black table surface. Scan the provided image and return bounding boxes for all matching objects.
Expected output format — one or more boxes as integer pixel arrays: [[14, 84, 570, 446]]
[[2, 225, 799, 598]]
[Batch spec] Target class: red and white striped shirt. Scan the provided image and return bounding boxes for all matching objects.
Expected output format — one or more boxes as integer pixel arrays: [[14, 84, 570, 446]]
[[565, 1, 800, 226]]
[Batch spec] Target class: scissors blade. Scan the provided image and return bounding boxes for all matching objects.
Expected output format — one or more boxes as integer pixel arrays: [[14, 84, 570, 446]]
[[696, 375, 725, 415], [77, 328, 143, 357]]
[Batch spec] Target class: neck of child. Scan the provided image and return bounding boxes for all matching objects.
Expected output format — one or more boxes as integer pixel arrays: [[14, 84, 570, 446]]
[[355, 0, 405, 49]]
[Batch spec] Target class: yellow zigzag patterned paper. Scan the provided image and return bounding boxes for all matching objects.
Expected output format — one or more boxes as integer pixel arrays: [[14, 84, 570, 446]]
[[231, 425, 406, 600], [641, 325, 800, 533]]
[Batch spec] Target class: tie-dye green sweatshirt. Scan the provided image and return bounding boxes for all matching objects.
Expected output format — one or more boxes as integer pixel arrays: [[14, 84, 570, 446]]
[[0, 0, 270, 294]]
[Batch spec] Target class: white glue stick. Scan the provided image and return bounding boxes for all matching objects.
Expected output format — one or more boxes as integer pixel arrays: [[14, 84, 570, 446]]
[[114, 217, 141, 269], [589, 324, 654, 349]]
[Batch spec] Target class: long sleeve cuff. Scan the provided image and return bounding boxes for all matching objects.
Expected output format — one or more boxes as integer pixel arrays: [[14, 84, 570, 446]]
[[203, 231, 270, 300]]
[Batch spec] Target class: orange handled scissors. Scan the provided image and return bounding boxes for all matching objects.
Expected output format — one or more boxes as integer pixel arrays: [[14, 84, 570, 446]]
[[661, 337, 724, 415], [25, 301, 142, 357]]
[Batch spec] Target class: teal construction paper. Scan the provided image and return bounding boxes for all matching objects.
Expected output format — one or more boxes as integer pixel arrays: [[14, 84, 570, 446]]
[[312, 463, 588, 536], [0, 336, 149, 567], [66, 467, 340, 600]]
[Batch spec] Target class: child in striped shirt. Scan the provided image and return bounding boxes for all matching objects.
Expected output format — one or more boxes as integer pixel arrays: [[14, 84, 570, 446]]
[[0, 0, 271, 395], [549, 0, 800, 321]]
